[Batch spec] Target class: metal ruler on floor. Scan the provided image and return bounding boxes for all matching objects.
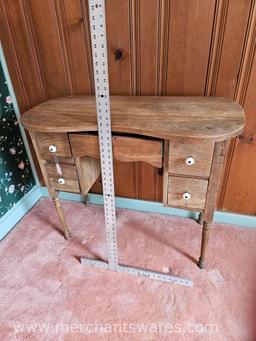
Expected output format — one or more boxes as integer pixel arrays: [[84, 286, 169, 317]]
[[80, 0, 192, 288]]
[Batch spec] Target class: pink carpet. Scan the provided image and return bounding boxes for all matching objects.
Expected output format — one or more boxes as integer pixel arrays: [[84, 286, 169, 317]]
[[0, 198, 256, 341]]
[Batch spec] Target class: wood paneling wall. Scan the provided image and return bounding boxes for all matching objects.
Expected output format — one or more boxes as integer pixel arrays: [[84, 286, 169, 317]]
[[0, 0, 256, 215]]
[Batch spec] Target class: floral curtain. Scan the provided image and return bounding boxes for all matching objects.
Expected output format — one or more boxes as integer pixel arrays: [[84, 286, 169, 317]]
[[0, 60, 35, 218]]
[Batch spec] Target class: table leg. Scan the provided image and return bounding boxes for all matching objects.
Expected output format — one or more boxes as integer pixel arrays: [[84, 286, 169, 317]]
[[197, 212, 204, 225], [84, 194, 89, 205], [49, 189, 71, 240], [197, 221, 211, 269]]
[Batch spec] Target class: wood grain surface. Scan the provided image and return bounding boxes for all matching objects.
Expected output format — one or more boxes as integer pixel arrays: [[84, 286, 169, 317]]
[[44, 162, 80, 193], [168, 141, 215, 178], [69, 133, 163, 168], [21, 96, 245, 142], [167, 176, 208, 211]]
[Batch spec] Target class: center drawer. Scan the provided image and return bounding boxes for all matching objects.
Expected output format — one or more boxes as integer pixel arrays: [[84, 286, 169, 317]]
[[69, 134, 163, 168], [168, 141, 214, 178]]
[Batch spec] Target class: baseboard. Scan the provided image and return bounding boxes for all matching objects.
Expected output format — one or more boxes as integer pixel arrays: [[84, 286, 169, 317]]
[[1, 186, 255, 240], [0, 185, 42, 240], [40, 187, 256, 229]]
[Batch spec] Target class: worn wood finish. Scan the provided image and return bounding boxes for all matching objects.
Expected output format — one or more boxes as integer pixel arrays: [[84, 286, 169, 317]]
[[44, 163, 80, 193], [1, 0, 255, 214], [113, 136, 162, 168], [168, 141, 215, 178], [197, 141, 227, 268], [69, 134, 99, 158], [21, 96, 245, 141], [29, 132, 71, 238], [35, 132, 72, 160], [204, 141, 227, 223], [167, 176, 208, 211], [197, 222, 211, 269], [27, 95, 243, 267], [29, 132, 51, 188], [75, 156, 101, 196], [69, 133, 163, 168], [50, 191, 71, 239]]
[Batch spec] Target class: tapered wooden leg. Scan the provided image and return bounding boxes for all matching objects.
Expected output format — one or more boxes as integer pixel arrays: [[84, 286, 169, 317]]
[[53, 197, 71, 239], [197, 212, 204, 225], [48, 189, 71, 239], [84, 195, 89, 205], [197, 222, 211, 269]]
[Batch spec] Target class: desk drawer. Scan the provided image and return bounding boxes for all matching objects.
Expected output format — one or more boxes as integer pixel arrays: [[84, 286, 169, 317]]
[[69, 134, 163, 168], [167, 176, 208, 210], [168, 141, 214, 178], [35, 133, 72, 161], [44, 163, 80, 193]]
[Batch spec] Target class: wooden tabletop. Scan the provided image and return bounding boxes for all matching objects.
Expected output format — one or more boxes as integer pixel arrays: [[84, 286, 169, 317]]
[[21, 96, 245, 141]]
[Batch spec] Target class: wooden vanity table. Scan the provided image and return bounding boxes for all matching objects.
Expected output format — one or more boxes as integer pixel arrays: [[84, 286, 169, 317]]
[[21, 96, 245, 269]]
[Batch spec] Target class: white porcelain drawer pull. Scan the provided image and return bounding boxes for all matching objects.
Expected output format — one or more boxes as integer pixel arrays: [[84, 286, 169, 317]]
[[183, 192, 191, 200], [49, 145, 57, 153], [58, 178, 65, 185], [185, 157, 195, 165]]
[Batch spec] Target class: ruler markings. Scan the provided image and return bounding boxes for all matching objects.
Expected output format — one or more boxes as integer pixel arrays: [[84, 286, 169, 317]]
[[82, 0, 193, 288], [88, 0, 118, 270]]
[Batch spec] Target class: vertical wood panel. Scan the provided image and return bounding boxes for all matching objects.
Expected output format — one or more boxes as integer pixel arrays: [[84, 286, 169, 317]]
[[204, 0, 253, 209], [61, 0, 93, 94], [1, 0, 256, 212], [105, 0, 132, 95], [28, 0, 70, 98], [166, 0, 216, 95], [222, 1, 256, 214], [156, 0, 171, 95], [222, 51, 256, 214], [105, 0, 136, 198], [214, 0, 252, 97], [139, 0, 158, 95], [0, 0, 47, 180], [114, 161, 136, 198], [0, 3, 27, 113], [205, 0, 229, 97], [136, 0, 163, 201], [0, 0, 45, 109], [137, 163, 162, 201]]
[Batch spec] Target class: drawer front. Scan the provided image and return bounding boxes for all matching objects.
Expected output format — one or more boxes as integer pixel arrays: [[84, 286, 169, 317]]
[[168, 141, 214, 177], [44, 163, 80, 193], [167, 176, 208, 210], [35, 133, 72, 161], [69, 134, 163, 168]]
